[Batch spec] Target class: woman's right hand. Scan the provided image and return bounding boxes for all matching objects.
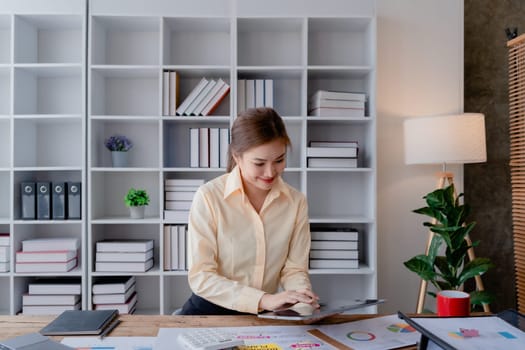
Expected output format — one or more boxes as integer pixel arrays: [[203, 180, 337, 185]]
[[259, 289, 320, 311]]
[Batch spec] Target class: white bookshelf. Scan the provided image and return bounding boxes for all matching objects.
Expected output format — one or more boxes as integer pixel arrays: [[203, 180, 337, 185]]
[[86, 0, 376, 315], [0, 0, 87, 315]]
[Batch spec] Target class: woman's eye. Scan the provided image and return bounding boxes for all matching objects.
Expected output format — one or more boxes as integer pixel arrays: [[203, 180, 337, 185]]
[[276, 158, 284, 163], [254, 163, 264, 167]]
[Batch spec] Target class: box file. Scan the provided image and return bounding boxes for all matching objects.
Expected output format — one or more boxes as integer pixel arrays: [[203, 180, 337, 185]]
[[67, 182, 81, 220], [36, 182, 51, 220], [52, 182, 67, 220], [21, 182, 36, 220]]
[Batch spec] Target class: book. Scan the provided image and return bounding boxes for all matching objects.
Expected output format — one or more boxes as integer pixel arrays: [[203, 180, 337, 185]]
[[201, 82, 230, 116], [310, 90, 366, 102], [209, 127, 220, 168], [96, 239, 154, 253], [175, 77, 208, 115], [165, 201, 192, 210], [309, 140, 358, 147], [178, 225, 186, 270], [0, 233, 10, 246], [164, 210, 190, 222], [309, 259, 358, 269], [169, 70, 179, 116], [95, 249, 153, 262], [95, 292, 138, 314], [95, 258, 154, 272], [264, 79, 273, 107], [309, 106, 365, 118], [199, 127, 209, 167], [163, 225, 171, 271], [23, 293, 80, 306], [16, 258, 77, 273], [165, 185, 201, 192], [0, 245, 9, 262], [237, 79, 246, 113], [0, 261, 8, 272], [309, 249, 358, 259], [170, 225, 179, 270], [92, 276, 136, 294], [306, 146, 358, 158], [165, 191, 196, 201], [40, 309, 119, 336], [310, 241, 358, 250], [184, 79, 216, 116], [22, 238, 80, 252], [164, 179, 205, 187], [307, 157, 357, 168], [194, 79, 226, 116], [16, 250, 77, 263], [255, 79, 264, 107], [28, 279, 82, 295], [219, 128, 230, 168], [311, 230, 359, 241], [162, 70, 169, 116], [92, 284, 135, 304], [309, 98, 365, 110], [245, 79, 255, 109], [189, 127, 199, 168], [23, 302, 81, 315]]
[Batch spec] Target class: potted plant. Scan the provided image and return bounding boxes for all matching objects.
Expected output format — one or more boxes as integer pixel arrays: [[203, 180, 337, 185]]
[[124, 188, 150, 219], [403, 184, 494, 311], [105, 135, 133, 167]]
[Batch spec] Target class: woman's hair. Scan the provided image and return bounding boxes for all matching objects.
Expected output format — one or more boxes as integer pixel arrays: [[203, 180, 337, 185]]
[[226, 107, 291, 172]]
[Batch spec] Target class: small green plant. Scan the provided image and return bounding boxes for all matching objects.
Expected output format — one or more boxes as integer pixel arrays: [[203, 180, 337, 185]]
[[124, 188, 150, 207]]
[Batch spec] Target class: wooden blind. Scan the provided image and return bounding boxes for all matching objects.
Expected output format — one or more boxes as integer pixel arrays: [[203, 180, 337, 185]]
[[508, 34, 525, 314]]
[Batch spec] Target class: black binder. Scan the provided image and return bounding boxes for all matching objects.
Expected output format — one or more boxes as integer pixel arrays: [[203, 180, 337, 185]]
[[40, 309, 119, 336], [67, 182, 81, 220], [52, 182, 67, 220], [21, 182, 36, 220], [36, 182, 51, 220]]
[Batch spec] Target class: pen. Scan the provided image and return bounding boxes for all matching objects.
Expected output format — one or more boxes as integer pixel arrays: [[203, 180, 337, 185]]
[[99, 318, 121, 339]]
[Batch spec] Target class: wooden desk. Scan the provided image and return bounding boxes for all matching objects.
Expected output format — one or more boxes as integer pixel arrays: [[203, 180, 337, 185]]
[[0, 314, 418, 349]]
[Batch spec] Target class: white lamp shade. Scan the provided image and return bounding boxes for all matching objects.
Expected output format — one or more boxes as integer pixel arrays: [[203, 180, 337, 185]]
[[404, 113, 487, 165]]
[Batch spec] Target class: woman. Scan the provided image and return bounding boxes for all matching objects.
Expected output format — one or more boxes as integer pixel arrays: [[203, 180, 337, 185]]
[[180, 107, 319, 315]]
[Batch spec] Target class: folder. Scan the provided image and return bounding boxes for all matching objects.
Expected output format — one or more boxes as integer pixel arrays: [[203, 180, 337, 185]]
[[67, 182, 81, 220], [21, 182, 36, 220], [52, 182, 67, 220], [36, 182, 51, 220]]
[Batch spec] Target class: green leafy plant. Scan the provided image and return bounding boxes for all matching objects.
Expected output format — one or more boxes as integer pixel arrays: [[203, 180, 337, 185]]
[[403, 184, 494, 308], [124, 188, 150, 207]]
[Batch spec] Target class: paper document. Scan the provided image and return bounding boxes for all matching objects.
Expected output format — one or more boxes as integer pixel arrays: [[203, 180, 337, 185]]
[[61, 336, 155, 350]]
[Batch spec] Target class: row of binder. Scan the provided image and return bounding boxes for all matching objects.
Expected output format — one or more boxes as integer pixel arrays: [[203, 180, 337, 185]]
[[21, 182, 81, 220]]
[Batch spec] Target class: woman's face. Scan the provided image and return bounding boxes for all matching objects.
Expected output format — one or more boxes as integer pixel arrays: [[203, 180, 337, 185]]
[[234, 139, 287, 193]]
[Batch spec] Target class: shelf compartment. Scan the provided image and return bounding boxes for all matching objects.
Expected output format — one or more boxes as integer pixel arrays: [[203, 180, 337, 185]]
[[162, 17, 230, 66], [281, 170, 302, 194], [90, 171, 160, 220], [14, 15, 83, 64], [282, 119, 302, 168], [163, 119, 230, 168], [162, 275, 192, 315], [0, 119, 10, 168], [237, 18, 304, 66], [13, 170, 82, 221], [0, 172, 10, 220], [13, 118, 83, 168], [308, 17, 374, 66], [13, 66, 83, 115], [91, 16, 160, 66], [91, 67, 159, 116], [0, 67, 11, 114], [307, 171, 373, 219], [91, 119, 160, 169], [237, 69, 303, 116]]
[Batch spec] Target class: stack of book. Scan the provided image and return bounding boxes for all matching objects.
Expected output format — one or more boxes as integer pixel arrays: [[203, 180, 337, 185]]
[[308, 90, 366, 117], [15, 237, 79, 273], [92, 276, 137, 314], [189, 127, 229, 168], [309, 229, 359, 269], [162, 70, 179, 116], [163, 224, 188, 271], [22, 278, 82, 315], [237, 79, 274, 113], [164, 179, 204, 222], [175, 77, 230, 116], [306, 140, 359, 168], [95, 239, 154, 272], [0, 233, 9, 272]]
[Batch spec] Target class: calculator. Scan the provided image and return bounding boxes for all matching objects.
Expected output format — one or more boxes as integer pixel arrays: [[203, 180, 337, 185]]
[[177, 328, 245, 350]]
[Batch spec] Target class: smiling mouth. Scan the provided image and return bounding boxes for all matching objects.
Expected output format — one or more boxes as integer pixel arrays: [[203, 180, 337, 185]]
[[260, 177, 274, 184]]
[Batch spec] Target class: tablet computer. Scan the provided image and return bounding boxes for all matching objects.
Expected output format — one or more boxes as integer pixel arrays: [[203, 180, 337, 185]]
[[258, 298, 385, 321]]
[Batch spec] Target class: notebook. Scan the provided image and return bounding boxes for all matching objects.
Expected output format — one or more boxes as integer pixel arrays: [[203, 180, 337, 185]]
[[0, 332, 73, 350], [40, 309, 119, 336]]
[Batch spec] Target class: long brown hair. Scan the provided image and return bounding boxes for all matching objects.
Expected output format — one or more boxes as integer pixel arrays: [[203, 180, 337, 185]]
[[226, 107, 291, 172]]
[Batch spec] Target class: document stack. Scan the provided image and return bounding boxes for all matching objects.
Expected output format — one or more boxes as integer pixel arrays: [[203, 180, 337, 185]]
[[0, 233, 9, 272], [189, 128, 230, 168], [92, 276, 137, 314], [163, 224, 187, 271], [306, 140, 359, 168], [22, 278, 82, 315], [95, 239, 154, 272], [174, 77, 230, 116], [164, 179, 204, 222], [309, 229, 359, 269], [308, 90, 366, 117], [237, 79, 274, 113], [15, 237, 79, 273]]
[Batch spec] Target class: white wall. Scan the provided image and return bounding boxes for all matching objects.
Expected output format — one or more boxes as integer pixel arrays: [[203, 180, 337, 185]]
[[376, 0, 464, 314]]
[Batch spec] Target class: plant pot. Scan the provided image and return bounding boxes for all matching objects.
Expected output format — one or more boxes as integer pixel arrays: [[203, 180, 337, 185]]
[[129, 205, 145, 219], [111, 151, 128, 167]]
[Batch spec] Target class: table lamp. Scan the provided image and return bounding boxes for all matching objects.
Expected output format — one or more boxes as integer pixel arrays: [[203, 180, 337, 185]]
[[403, 113, 488, 313]]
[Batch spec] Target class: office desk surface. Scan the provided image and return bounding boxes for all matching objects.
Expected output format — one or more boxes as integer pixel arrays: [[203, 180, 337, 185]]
[[0, 314, 417, 349]]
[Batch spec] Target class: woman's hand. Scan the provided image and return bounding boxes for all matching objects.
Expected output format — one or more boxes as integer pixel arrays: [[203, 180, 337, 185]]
[[259, 288, 320, 311]]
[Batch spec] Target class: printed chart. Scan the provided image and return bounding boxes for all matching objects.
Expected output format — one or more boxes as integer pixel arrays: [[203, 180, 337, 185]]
[[61, 337, 155, 350]]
